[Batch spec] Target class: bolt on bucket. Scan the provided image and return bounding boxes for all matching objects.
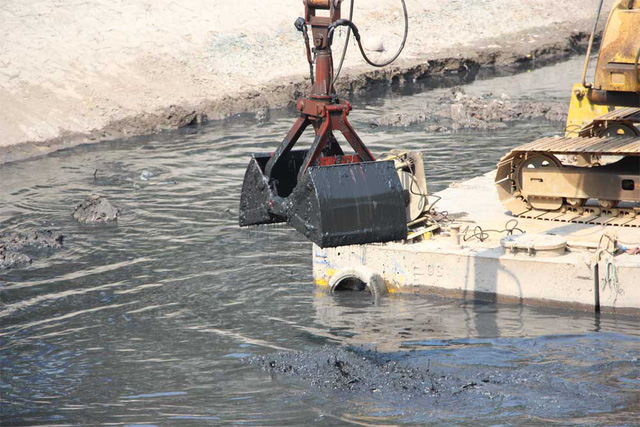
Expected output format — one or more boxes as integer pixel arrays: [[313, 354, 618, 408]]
[[239, 150, 408, 247]]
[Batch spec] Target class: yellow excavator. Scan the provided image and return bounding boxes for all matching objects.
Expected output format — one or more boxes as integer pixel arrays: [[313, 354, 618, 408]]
[[496, 0, 640, 226]]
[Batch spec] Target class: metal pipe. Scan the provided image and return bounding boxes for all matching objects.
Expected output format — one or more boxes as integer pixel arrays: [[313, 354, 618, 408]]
[[582, 0, 605, 87], [587, 89, 640, 107], [451, 223, 461, 246], [594, 262, 601, 313], [307, 0, 331, 9]]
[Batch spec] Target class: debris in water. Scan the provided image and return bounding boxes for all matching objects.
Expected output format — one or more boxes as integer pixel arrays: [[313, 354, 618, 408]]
[[255, 106, 270, 124], [140, 170, 153, 180], [0, 230, 64, 270], [0, 247, 32, 270], [72, 195, 120, 223], [375, 87, 568, 130]]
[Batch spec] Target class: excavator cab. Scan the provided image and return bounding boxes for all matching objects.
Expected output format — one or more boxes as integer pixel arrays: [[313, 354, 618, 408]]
[[496, 0, 640, 225], [239, 0, 409, 247], [591, 0, 640, 106], [565, 0, 640, 136]]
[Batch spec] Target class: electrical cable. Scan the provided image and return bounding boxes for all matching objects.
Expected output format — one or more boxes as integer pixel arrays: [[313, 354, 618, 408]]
[[462, 219, 524, 243], [382, 151, 432, 225], [300, 0, 408, 86], [400, 156, 429, 213], [564, 124, 584, 135], [406, 195, 444, 228], [594, 233, 620, 305]]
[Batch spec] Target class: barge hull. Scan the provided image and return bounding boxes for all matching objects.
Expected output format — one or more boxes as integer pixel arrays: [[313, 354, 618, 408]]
[[313, 171, 640, 315]]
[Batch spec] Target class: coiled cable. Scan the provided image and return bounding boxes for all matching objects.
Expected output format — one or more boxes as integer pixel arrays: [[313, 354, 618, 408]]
[[462, 219, 524, 243]]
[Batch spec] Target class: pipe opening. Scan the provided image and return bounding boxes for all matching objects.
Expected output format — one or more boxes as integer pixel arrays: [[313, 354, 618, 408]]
[[328, 267, 388, 299], [332, 277, 368, 293]]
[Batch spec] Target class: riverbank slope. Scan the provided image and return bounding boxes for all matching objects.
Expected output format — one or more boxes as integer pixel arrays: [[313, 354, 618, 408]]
[[0, 0, 611, 163]]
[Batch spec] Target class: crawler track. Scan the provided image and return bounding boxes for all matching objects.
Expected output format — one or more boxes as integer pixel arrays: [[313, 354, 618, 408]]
[[496, 134, 640, 227]]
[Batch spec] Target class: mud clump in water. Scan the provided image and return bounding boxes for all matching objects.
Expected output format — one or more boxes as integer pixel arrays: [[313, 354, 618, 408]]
[[0, 248, 31, 270], [375, 87, 568, 130], [0, 230, 64, 269], [72, 195, 120, 223]]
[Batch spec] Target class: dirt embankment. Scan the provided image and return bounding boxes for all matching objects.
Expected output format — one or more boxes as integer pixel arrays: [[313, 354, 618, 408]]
[[0, 0, 612, 163]]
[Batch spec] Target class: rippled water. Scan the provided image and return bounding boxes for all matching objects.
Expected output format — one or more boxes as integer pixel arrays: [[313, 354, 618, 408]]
[[1, 56, 639, 425]]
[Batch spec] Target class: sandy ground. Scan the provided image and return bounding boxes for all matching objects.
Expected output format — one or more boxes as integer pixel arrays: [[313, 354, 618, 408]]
[[0, 0, 612, 162]]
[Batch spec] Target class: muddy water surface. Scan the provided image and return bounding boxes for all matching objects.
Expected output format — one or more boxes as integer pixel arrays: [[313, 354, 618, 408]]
[[1, 57, 639, 425]]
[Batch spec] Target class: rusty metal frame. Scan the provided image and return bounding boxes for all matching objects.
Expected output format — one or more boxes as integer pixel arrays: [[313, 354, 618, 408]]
[[264, 0, 374, 181]]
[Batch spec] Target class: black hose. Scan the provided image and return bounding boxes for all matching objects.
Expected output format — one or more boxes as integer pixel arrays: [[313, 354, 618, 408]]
[[328, 0, 408, 69], [332, 0, 354, 85], [295, 17, 314, 84], [358, 0, 408, 67]]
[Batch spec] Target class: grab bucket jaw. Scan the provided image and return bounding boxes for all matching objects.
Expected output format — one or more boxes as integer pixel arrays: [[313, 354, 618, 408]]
[[239, 151, 408, 247]]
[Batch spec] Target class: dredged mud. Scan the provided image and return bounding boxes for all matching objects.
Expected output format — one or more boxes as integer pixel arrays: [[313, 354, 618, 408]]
[[375, 87, 568, 131], [72, 195, 120, 223], [248, 346, 455, 396], [0, 230, 64, 269], [246, 335, 640, 422], [1, 195, 118, 270]]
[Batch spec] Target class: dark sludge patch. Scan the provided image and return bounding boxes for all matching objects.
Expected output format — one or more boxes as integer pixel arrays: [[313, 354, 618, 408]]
[[244, 339, 640, 419], [244, 346, 482, 398]]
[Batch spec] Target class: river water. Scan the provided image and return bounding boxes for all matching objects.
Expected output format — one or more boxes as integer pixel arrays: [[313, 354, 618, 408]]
[[1, 57, 639, 425]]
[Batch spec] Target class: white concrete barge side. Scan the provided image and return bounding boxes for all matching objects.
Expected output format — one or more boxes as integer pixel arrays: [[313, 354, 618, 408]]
[[313, 172, 640, 315]]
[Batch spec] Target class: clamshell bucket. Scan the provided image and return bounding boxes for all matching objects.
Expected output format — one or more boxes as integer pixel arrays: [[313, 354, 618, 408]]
[[238, 0, 415, 247], [239, 150, 407, 247]]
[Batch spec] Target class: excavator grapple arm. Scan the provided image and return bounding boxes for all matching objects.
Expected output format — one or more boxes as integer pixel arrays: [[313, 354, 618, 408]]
[[239, 0, 410, 247]]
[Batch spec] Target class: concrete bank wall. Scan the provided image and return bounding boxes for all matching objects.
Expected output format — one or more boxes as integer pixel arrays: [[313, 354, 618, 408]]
[[0, 0, 612, 162]]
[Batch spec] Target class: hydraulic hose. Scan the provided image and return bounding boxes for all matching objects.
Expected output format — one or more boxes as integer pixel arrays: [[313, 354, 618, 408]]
[[328, 0, 408, 69], [295, 17, 315, 84], [581, 0, 605, 87], [332, 0, 354, 85]]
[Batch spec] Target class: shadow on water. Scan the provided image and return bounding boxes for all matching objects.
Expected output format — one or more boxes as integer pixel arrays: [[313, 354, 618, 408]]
[[1, 56, 639, 425], [460, 248, 524, 340]]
